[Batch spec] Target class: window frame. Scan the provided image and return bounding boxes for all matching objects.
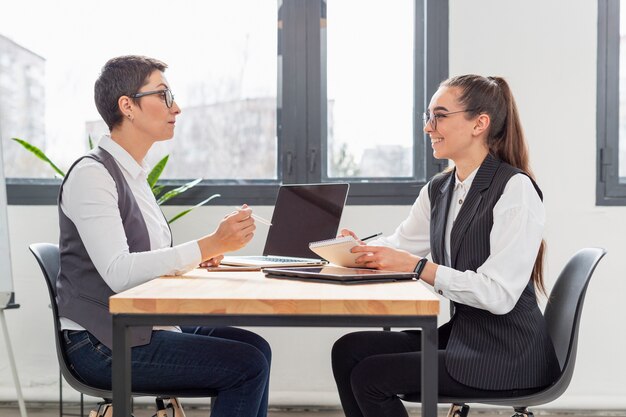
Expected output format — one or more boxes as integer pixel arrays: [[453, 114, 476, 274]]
[[597, 0, 626, 205], [5, 0, 449, 206]]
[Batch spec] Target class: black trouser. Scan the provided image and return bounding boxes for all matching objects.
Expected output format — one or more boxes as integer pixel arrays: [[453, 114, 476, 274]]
[[331, 330, 540, 417]]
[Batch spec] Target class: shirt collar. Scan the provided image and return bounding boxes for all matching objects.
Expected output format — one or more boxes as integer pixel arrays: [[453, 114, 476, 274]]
[[97, 134, 150, 180], [453, 166, 480, 191]]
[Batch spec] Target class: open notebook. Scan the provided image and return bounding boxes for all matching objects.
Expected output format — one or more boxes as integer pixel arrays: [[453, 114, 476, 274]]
[[222, 183, 349, 268]]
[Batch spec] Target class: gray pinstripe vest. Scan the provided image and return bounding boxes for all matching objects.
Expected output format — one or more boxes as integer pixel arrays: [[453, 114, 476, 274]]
[[57, 147, 153, 350], [429, 154, 560, 390]]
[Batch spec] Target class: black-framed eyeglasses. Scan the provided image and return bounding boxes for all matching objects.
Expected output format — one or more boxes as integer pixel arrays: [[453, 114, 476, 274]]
[[131, 88, 175, 108], [422, 109, 475, 131]]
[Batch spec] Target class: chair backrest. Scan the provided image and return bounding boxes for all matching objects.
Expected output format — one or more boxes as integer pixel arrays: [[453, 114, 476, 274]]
[[525, 246, 606, 404], [545, 247, 606, 369], [29, 242, 112, 399]]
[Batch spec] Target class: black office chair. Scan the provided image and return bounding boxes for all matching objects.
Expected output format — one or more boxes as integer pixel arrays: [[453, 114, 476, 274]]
[[30, 242, 215, 417], [402, 247, 607, 417]]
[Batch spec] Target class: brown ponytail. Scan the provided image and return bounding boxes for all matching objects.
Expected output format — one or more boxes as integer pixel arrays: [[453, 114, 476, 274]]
[[441, 75, 547, 296]]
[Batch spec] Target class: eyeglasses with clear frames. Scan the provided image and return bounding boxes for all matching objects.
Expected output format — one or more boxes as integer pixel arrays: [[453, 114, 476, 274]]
[[131, 88, 175, 108], [422, 109, 476, 131]]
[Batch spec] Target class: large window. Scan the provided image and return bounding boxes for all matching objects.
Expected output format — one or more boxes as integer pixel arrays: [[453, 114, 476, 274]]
[[0, 0, 277, 180], [0, 0, 448, 206], [598, 0, 626, 204], [326, 1, 418, 180]]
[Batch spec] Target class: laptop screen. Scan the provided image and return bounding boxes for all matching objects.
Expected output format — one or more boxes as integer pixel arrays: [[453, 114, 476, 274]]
[[263, 183, 349, 258]]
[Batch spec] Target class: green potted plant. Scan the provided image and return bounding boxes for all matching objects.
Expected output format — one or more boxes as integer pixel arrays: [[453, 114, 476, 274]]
[[12, 137, 218, 223]]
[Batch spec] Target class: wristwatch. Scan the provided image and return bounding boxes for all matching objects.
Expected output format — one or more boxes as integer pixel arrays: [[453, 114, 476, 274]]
[[413, 257, 428, 280]]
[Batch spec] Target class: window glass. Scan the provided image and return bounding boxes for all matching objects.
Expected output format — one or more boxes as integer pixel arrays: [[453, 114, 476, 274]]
[[0, 0, 277, 179], [326, 0, 414, 178]]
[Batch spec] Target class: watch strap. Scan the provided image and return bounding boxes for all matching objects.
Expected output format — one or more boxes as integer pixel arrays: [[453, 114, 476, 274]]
[[413, 257, 428, 279]]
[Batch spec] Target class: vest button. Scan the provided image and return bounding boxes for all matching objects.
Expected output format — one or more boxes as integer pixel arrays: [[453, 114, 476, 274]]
[[438, 290, 443, 295]]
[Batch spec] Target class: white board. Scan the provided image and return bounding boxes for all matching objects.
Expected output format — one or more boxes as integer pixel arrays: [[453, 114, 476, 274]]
[[0, 141, 13, 308]]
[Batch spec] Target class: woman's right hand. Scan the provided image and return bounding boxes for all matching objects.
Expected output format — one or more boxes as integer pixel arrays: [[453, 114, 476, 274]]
[[339, 228, 365, 245], [198, 206, 256, 260]]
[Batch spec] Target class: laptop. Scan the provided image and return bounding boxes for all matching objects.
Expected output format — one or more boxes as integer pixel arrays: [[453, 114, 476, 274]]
[[263, 266, 416, 285], [221, 183, 349, 267]]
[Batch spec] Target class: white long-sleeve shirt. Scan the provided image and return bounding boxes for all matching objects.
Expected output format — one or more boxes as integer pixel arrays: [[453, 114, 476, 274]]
[[371, 169, 545, 315], [59, 135, 202, 331]]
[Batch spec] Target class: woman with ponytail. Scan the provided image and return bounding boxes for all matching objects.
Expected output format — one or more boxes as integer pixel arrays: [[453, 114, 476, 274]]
[[331, 75, 559, 417]]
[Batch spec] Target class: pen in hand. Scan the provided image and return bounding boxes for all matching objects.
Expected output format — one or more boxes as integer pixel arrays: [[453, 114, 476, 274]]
[[233, 206, 273, 226], [360, 232, 382, 242]]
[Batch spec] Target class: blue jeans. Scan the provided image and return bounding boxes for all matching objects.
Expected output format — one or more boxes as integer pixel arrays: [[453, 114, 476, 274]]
[[63, 327, 271, 417]]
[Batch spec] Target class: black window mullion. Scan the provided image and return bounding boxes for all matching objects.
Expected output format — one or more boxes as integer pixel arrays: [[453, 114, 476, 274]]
[[604, 0, 623, 196], [279, 0, 309, 184], [304, 0, 325, 183], [424, 0, 449, 179], [596, 0, 610, 202], [413, 0, 427, 182], [597, 0, 626, 205]]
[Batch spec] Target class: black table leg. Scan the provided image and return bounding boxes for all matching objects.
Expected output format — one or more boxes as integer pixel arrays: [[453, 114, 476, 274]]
[[421, 318, 438, 417], [112, 316, 132, 417]]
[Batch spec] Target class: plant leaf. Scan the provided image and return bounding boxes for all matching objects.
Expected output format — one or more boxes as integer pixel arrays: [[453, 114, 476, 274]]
[[12, 137, 65, 177], [151, 185, 165, 198], [157, 178, 202, 205], [168, 193, 221, 223], [88, 135, 94, 150], [148, 155, 169, 189]]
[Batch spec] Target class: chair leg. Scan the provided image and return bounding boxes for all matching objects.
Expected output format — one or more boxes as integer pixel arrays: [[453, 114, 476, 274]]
[[155, 397, 186, 417], [155, 398, 168, 417], [512, 407, 534, 417], [88, 402, 112, 417], [447, 403, 470, 417], [169, 398, 186, 417], [59, 371, 63, 417]]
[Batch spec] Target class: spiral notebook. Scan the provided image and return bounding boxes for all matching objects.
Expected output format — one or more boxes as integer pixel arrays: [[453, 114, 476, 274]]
[[309, 235, 362, 267]]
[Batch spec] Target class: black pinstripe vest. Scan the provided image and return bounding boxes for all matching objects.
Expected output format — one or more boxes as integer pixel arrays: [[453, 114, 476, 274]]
[[429, 154, 560, 390], [57, 147, 153, 350]]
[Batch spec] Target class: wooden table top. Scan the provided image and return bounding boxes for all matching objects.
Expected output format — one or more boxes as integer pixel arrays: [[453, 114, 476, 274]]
[[109, 269, 440, 316]]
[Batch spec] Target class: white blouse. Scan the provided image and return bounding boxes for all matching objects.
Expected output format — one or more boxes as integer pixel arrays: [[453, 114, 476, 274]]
[[370, 169, 545, 315]]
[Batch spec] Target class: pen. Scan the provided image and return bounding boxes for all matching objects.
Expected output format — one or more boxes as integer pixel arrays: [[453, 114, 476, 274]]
[[233, 206, 273, 226], [360, 232, 382, 242]]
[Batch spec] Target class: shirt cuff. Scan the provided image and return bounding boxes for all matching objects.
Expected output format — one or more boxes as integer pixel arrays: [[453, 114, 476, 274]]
[[173, 240, 203, 274], [433, 265, 457, 296]]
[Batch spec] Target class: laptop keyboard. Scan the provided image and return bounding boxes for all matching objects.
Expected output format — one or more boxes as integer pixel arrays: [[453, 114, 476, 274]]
[[246, 256, 314, 263]]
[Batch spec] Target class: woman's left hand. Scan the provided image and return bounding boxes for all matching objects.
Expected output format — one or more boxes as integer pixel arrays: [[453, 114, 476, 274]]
[[199, 255, 224, 268], [351, 245, 418, 272]]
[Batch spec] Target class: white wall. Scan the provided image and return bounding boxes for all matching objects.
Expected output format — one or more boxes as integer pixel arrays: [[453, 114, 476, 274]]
[[450, 0, 625, 408], [1, 0, 625, 409]]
